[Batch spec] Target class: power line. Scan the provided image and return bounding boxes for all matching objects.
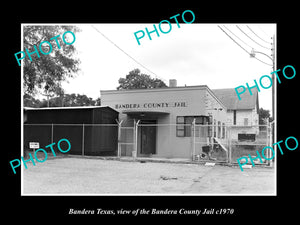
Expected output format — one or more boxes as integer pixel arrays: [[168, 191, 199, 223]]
[[223, 25, 253, 49], [91, 25, 160, 78], [236, 25, 271, 50], [217, 25, 272, 66], [246, 25, 271, 45], [257, 25, 271, 39], [217, 25, 250, 54], [252, 55, 272, 66]]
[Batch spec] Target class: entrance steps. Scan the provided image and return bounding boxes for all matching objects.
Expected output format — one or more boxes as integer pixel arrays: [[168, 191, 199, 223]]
[[213, 137, 228, 153]]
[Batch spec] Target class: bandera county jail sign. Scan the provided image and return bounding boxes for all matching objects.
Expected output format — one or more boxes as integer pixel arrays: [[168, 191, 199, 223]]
[[115, 102, 187, 109]]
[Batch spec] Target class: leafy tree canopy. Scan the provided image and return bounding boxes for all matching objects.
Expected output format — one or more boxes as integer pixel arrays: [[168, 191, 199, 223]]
[[117, 69, 167, 90], [24, 93, 100, 108], [23, 25, 81, 96], [258, 107, 273, 124]]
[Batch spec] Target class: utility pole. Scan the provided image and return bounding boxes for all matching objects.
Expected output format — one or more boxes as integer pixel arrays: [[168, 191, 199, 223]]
[[40, 89, 53, 108], [271, 34, 275, 121], [250, 35, 275, 120], [249, 33, 275, 167], [271, 34, 275, 166]]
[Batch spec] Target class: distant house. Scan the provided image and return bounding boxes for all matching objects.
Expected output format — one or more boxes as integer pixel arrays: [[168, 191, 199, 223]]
[[212, 88, 259, 140]]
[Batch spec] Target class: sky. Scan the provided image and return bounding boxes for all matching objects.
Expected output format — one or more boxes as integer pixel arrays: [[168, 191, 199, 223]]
[[42, 23, 276, 115]]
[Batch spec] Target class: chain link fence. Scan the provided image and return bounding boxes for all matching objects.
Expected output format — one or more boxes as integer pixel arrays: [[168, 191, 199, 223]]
[[24, 124, 118, 156], [228, 124, 272, 165], [24, 122, 273, 164]]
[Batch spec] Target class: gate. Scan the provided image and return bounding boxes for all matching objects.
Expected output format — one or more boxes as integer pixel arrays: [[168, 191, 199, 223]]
[[117, 120, 136, 157]]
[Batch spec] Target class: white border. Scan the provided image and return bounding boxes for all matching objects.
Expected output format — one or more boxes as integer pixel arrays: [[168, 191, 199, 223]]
[[20, 23, 277, 196]]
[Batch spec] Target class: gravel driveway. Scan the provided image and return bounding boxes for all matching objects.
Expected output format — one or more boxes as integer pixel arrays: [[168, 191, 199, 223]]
[[22, 157, 275, 195]]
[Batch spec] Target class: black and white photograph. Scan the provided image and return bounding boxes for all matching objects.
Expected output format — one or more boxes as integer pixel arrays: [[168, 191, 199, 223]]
[[6, 5, 299, 219], [19, 22, 276, 195]]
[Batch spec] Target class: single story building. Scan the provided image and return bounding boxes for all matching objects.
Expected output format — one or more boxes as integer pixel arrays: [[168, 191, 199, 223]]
[[101, 84, 228, 159]]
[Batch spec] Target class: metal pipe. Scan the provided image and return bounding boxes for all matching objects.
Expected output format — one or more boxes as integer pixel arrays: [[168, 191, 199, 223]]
[[82, 124, 85, 156]]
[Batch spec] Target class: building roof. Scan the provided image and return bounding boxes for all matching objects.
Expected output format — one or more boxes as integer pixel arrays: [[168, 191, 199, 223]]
[[23, 105, 118, 112], [212, 88, 259, 110], [101, 85, 227, 110], [101, 85, 209, 94]]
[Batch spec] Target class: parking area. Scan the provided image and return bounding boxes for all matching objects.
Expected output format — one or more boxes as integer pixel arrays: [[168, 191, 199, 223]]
[[22, 156, 276, 195]]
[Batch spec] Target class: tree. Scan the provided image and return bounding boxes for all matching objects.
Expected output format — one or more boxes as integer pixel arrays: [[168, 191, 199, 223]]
[[117, 69, 167, 90], [258, 108, 273, 124], [24, 93, 100, 108], [94, 97, 101, 106], [23, 25, 81, 97], [63, 94, 96, 107], [23, 93, 42, 108], [41, 94, 97, 107]]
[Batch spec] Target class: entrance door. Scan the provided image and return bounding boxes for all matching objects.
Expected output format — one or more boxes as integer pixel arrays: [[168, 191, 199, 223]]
[[140, 120, 156, 155]]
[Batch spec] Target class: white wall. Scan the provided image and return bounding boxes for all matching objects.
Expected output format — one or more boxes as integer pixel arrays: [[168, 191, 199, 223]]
[[226, 108, 259, 140], [227, 109, 258, 126], [101, 86, 227, 159]]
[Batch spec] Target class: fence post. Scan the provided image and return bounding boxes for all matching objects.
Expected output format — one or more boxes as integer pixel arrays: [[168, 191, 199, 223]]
[[117, 120, 123, 158], [134, 120, 140, 158], [51, 123, 54, 144], [228, 126, 232, 164], [267, 122, 273, 166], [133, 119, 136, 158], [192, 118, 196, 161], [82, 124, 85, 156]]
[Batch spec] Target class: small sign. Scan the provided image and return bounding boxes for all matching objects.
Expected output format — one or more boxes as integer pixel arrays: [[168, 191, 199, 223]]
[[242, 165, 252, 169], [29, 142, 39, 149]]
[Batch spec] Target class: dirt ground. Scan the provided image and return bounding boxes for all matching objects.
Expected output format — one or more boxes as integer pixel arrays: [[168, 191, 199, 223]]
[[22, 156, 276, 195]]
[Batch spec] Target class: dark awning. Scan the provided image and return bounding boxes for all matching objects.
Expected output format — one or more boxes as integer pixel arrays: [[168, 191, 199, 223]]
[[122, 110, 170, 119]]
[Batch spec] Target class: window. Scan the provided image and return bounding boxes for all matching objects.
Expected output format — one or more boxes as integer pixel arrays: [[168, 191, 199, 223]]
[[208, 115, 212, 137], [244, 118, 248, 126], [213, 119, 216, 137], [176, 116, 185, 137], [233, 110, 236, 125], [176, 116, 208, 137], [238, 133, 255, 142], [184, 116, 194, 137], [195, 116, 204, 124], [218, 121, 221, 138], [222, 123, 225, 138]]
